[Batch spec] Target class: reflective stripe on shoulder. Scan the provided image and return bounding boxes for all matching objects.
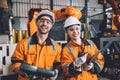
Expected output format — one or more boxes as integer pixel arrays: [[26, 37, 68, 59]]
[[28, 37, 32, 50], [28, 37, 56, 50], [66, 39, 94, 54], [87, 39, 93, 50], [50, 38, 56, 50], [66, 44, 74, 54]]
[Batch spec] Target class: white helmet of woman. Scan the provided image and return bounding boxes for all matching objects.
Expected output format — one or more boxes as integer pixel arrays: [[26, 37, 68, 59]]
[[64, 16, 81, 28]]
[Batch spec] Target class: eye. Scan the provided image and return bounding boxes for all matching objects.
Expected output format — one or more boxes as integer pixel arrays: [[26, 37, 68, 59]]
[[46, 20, 52, 24], [69, 28, 74, 31], [76, 27, 80, 30], [38, 18, 52, 24]]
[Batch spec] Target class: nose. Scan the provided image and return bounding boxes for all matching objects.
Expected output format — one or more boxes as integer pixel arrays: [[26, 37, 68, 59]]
[[74, 29, 78, 33]]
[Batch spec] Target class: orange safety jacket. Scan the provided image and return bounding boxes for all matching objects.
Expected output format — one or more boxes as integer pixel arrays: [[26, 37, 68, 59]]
[[61, 39, 104, 80], [11, 32, 62, 80]]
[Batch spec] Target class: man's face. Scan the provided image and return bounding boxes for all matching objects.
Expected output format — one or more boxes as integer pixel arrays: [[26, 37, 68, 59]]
[[36, 16, 53, 34]]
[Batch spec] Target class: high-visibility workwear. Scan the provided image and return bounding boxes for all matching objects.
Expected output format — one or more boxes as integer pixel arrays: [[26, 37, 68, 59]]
[[11, 32, 62, 80], [61, 39, 104, 80]]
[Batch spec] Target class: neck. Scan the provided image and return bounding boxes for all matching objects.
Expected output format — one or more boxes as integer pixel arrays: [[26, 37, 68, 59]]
[[72, 38, 81, 45], [37, 32, 48, 45]]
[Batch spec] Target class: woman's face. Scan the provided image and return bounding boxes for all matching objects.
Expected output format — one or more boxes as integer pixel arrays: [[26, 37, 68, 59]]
[[66, 24, 81, 40]]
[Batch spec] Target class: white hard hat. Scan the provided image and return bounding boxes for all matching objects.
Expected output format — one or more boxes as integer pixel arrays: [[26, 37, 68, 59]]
[[36, 10, 55, 23], [64, 16, 81, 28]]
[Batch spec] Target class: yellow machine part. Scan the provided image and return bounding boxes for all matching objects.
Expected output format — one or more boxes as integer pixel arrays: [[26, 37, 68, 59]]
[[28, 11, 39, 36], [53, 6, 82, 20], [103, 0, 107, 4], [112, 14, 120, 30]]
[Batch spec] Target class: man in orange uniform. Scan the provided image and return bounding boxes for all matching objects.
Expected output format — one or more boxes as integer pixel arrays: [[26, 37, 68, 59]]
[[61, 16, 104, 80], [11, 10, 62, 80]]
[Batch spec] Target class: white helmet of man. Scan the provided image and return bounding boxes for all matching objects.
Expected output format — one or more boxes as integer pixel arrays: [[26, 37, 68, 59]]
[[64, 16, 81, 28], [36, 10, 55, 23]]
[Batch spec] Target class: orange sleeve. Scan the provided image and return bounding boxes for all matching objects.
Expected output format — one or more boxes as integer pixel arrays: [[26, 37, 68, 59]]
[[55, 43, 62, 62], [61, 46, 75, 76], [11, 39, 27, 71], [91, 42, 105, 69]]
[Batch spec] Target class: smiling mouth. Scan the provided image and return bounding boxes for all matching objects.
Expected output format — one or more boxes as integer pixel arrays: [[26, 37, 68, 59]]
[[41, 26, 48, 29], [73, 34, 79, 37]]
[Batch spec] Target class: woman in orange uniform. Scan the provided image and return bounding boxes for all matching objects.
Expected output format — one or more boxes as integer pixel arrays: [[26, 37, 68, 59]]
[[61, 16, 104, 80], [11, 10, 62, 80]]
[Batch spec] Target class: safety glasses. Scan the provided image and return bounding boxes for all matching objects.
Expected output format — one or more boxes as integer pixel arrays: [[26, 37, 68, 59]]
[[67, 25, 81, 31], [38, 18, 53, 24]]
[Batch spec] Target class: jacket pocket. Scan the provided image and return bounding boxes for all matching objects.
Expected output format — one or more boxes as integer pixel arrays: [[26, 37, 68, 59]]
[[46, 52, 56, 67], [25, 50, 37, 64]]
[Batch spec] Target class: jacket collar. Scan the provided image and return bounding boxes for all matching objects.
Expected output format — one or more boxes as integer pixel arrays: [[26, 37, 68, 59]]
[[69, 38, 90, 46], [30, 32, 53, 45], [81, 38, 90, 45]]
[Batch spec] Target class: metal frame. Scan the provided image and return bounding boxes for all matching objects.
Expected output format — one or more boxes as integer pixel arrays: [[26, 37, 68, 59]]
[[100, 37, 120, 54]]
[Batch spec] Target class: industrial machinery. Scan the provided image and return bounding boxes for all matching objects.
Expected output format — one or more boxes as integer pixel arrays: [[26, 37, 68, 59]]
[[52, 6, 82, 21], [103, 0, 120, 36], [27, 8, 42, 37], [108, 0, 120, 29], [97, 0, 120, 79]]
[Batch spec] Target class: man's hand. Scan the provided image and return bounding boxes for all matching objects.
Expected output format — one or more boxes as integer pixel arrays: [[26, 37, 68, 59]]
[[14, 68, 27, 77], [73, 53, 88, 67]]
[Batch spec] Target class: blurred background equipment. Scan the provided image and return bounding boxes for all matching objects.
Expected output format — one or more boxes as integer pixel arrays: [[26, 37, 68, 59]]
[[0, 0, 8, 9], [52, 6, 82, 21]]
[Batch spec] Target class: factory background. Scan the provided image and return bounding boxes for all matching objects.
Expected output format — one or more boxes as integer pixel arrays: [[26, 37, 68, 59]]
[[0, 0, 120, 80]]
